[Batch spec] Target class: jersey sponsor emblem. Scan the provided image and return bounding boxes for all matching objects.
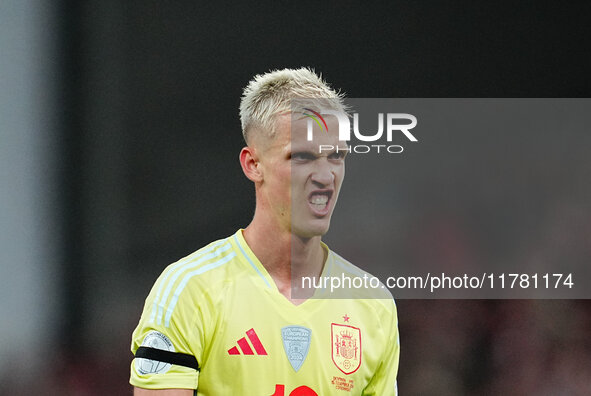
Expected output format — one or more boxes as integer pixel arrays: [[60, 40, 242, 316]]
[[281, 326, 312, 372], [227, 328, 268, 355], [331, 323, 361, 375], [136, 331, 175, 375]]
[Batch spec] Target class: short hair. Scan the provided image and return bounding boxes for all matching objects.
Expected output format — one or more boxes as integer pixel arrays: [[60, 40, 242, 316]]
[[239, 67, 346, 144]]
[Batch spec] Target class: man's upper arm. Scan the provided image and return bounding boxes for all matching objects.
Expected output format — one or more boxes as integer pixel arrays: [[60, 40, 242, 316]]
[[363, 298, 400, 396], [130, 262, 211, 391]]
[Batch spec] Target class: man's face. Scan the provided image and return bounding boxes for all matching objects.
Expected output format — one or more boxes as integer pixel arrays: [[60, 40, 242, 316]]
[[257, 113, 347, 238]]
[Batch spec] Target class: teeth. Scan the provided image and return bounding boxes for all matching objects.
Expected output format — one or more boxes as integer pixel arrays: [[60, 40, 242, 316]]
[[310, 195, 328, 205]]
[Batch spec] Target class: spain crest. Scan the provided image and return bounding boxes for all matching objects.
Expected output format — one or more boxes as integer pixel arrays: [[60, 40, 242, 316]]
[[331, 323, 362, 375]]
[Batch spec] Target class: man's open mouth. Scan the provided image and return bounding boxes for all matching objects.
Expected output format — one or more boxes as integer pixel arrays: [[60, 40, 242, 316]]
[[308, 190, 333, 214]]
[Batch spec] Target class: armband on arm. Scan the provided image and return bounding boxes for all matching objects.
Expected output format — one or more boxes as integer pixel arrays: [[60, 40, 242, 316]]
[[134, 347, 200, 371]]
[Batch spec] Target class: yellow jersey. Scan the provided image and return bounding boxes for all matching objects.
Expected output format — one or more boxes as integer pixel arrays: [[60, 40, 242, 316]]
[[130, 229, 399, 395]]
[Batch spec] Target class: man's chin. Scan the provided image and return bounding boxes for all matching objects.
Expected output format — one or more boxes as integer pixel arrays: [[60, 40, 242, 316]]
[[291, 220, 331, 239]]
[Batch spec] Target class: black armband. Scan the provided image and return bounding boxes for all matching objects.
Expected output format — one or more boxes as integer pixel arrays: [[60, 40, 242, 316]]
[[135, 346, 200, 371]]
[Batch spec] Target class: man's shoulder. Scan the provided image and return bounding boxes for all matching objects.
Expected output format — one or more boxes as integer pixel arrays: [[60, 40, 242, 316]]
[[328, 250, 373, 278], [324, 248, 396, 303], [155, 232, 244, 295]]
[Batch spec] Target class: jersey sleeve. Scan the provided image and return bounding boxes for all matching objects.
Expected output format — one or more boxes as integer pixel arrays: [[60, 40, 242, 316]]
[[362, 298, 400, 396], [130, 265, 211, 390]]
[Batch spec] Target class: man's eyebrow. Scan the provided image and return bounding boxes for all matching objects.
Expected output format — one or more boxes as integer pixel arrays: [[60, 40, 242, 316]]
[[291, 149, 319, 156], [291, 146, 317, 152]]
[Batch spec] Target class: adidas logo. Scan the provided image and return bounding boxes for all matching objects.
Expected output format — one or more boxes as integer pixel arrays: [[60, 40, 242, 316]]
[[227, 328, 268, 355]]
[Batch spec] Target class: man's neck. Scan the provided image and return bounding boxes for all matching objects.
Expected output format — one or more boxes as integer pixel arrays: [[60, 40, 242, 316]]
[[243, 215, 326, 304]]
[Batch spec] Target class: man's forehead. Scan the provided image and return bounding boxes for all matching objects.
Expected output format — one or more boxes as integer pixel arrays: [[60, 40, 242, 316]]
[[290, 116, 346, 143]]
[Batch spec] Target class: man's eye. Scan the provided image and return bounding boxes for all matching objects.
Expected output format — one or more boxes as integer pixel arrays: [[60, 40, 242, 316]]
[[328, 151, 346, 160], [291, 152, 315, 161]]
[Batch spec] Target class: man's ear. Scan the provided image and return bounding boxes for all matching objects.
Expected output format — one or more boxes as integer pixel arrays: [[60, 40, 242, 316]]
[[239, 146, 263, 183]]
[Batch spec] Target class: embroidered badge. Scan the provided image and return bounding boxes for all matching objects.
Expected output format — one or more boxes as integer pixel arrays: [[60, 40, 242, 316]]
[[331, 323, 361, 375], [136, 331, 175, 375], [281, 326, 312, 372]]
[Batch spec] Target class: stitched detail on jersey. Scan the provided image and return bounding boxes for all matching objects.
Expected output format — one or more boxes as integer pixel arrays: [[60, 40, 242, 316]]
[[233, 234, 272, 289], [150, 238, 231, 325], [164, 252, 236, 327], [135, 346, 200, 371], [331, 323, 362, 375]]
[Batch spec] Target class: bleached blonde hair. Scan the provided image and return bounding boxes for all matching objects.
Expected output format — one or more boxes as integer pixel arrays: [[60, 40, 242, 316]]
[[239, 67, 346, 143]]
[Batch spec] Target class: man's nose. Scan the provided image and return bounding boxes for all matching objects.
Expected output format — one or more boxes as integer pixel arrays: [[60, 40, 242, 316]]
[[310, 160, 335, 186]]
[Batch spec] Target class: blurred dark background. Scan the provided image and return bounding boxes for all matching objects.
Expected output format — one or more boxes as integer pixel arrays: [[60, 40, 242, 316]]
[[1, 1, 590, 394]]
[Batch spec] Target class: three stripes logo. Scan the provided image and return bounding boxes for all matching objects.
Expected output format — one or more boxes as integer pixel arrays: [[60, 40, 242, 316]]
[[228, 328, 268, 356]]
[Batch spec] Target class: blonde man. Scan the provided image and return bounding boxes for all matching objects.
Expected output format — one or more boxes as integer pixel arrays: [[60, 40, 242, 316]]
[[130, 68, 399, 395]]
